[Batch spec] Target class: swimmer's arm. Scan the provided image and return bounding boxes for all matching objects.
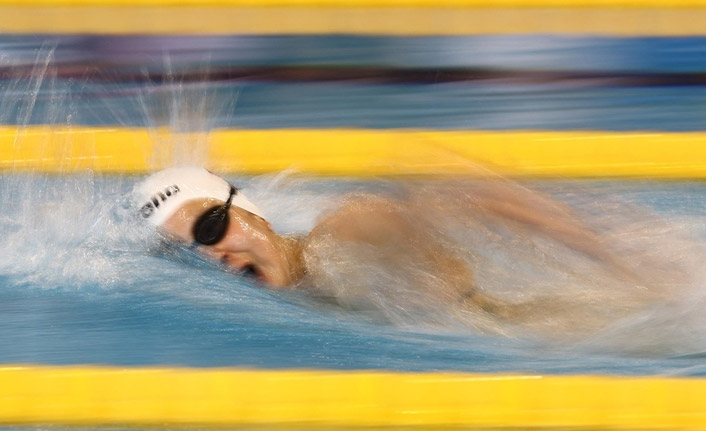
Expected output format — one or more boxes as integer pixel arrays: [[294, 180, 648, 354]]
[[467, 181, 645, 281], [463, 181, 617, 264]]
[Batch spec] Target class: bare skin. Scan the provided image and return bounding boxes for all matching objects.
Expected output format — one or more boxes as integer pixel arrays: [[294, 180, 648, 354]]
[[305, 194, 482, 308], [160, 179, 657, 322]]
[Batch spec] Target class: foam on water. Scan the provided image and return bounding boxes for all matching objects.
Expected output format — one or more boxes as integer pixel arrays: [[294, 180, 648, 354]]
[[4, 55, 706, 374]]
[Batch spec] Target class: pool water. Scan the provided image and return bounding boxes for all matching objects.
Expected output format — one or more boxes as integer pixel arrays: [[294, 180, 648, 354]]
[[3, 173, 706, 376], [3, 35, 706, 377]]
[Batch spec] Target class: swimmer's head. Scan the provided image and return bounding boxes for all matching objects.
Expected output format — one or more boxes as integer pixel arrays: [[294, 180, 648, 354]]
[[134, 166, 265, 227], [134, 167, 298, 287]]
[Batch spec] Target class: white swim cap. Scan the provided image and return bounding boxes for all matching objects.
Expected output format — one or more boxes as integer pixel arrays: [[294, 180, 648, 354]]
[[133, 166, 265, 226]]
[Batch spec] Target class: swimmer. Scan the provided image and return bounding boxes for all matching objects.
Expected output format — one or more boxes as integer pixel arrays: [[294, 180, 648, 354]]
[[134, 166, 679, 329]]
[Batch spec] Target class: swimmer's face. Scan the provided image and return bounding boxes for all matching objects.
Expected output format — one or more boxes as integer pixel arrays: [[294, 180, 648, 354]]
[[161, 199, 293, 287]]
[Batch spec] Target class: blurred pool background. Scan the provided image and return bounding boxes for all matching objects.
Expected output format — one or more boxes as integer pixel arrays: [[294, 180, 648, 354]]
[[3, 32, 706, 373], [4, 34, 706, 131], [4, 2, 706, 429]]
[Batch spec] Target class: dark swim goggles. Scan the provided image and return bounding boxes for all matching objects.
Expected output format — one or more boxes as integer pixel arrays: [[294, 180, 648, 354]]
[[192, 185, 237, 246]]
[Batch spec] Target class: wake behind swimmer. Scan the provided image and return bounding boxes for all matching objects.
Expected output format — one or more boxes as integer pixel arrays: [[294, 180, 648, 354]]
[[133, 167, 699, 343]]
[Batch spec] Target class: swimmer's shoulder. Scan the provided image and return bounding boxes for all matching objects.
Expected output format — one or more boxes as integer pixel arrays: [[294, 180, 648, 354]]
[[308, 194, 413, 246]]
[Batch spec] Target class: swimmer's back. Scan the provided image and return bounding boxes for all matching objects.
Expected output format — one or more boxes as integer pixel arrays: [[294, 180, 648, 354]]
[[305, 194, 485, 306], [304, 193, 544, 319]]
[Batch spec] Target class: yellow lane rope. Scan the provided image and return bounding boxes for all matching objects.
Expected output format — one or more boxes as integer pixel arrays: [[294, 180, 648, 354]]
[[2, 4, 706, 35], [1, 366, 705, 429], [3, 127, 706, 178], [3, 0, 706, 8]]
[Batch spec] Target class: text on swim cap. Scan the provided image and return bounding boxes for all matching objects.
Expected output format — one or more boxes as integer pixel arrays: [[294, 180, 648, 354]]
[[140, 184, 180, 219]]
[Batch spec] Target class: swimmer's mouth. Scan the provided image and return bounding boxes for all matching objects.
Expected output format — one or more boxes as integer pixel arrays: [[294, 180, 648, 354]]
[[241, 263, 263, 282], [218, 255, 265, 284]]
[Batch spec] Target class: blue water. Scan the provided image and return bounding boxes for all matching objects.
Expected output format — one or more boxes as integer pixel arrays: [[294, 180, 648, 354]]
[[4, 35, 706, 72], [3, 174, 706, 376], [3, 35, 706, 377], [3, 77, 706, 131], [42, 83, 706, 131], [3, 37, 706, 131]]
